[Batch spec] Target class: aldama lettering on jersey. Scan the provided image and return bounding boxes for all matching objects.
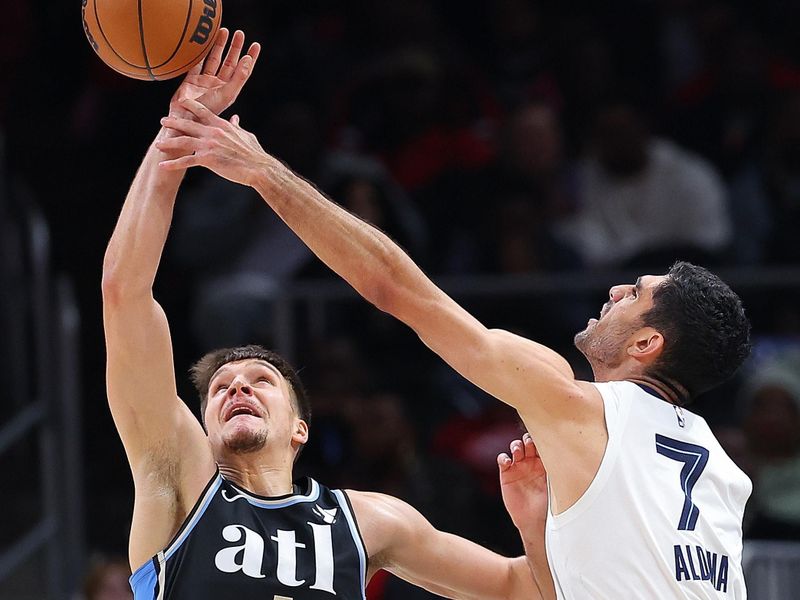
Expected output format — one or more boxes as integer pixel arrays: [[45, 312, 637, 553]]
[[674, 544, 729, 593], [215, 522, 337, 594]]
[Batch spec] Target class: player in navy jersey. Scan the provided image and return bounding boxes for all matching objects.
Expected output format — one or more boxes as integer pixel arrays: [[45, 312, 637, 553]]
[[157, 35, 754, 596], [103, 30, 555, 600]]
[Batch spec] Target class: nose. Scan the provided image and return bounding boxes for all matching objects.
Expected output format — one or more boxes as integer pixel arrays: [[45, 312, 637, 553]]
[[228, 377, 252, 397], [608, 284, 632, 303]]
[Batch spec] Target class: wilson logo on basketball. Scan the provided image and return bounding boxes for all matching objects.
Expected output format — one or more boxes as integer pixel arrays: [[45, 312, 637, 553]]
[[190, 0, 218, 45]]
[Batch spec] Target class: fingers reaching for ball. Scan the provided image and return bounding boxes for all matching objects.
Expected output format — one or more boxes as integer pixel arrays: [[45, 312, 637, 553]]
[[498, 433, 540, 469]]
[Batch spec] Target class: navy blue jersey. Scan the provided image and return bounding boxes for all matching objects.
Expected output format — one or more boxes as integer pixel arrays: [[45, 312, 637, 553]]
[[130, 473, 368, 600]]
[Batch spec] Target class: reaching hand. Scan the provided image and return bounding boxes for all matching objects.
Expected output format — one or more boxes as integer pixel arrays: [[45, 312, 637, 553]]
[[498, 433, 549, 532], [157, 99, 272, 186], [169, 28, 261, 119]]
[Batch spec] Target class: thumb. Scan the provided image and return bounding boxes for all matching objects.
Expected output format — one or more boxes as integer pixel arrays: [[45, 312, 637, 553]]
[[230, 114, 241, 128]]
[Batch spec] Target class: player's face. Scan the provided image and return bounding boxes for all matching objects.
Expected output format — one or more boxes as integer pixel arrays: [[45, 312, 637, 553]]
[[574, 275, 665, 369], [204, 359, 299, 457]]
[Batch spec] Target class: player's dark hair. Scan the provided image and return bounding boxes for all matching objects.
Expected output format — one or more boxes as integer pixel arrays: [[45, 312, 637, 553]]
[[642, 262, 751, 399], [190, 345, 311, 430]]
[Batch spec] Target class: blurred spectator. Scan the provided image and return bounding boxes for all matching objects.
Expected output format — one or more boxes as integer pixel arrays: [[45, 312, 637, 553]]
[[342, 391, 482, 539], [294, 336, 372, 487], [728, 92, 800, 265], [556, 101, 731, 269], [170, 149, 426, 349], [82, 556, 132, 600], [739, 350, 800, 540], [428, 102, 580, 275], [315, 153, 430, 265]]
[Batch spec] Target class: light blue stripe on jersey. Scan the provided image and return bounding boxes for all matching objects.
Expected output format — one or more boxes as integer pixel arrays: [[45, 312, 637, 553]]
[[332, 489, 367, 600], [130, 557, 158, 600]]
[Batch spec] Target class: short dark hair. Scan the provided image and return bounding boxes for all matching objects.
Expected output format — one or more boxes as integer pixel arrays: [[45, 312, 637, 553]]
[[642, 262, 751, 398], [190, 345, 311, 427]]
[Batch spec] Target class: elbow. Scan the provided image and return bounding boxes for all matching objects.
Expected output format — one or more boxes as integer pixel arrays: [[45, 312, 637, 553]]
[[101, 256, 122, 305], [367, 278, 397, 314], [101, 268, 129, 309], [101, 258, 148, 308]]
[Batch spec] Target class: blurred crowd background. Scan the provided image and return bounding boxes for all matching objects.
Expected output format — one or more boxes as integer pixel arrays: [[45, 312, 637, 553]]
[[3, 0, 800, 598]]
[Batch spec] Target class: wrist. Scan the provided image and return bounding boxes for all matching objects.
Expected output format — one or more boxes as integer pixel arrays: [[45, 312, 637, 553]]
[[249, 155, 288, 192]]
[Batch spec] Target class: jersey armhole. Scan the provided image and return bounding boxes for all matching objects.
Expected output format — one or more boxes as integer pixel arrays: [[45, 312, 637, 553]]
[[334, 489, 369, 599], [548, 381, 632, 527]]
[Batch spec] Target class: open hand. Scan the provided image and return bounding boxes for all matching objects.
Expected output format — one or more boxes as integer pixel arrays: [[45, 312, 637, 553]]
[[169, 28, 261, 119], [498, 433, 548, 531]]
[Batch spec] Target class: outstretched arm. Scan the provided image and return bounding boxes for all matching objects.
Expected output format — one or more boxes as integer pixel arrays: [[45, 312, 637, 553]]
[[156, 107, 607, 515], [499, 434, 557, 600], [101, 31, 260, 569], [156, 105, 604, 445], [347, 491, 542, 600]]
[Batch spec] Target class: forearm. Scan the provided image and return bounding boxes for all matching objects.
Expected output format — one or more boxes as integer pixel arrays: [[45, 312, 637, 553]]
[[250, 159, 431, 317], [102, 128, 186, 298]]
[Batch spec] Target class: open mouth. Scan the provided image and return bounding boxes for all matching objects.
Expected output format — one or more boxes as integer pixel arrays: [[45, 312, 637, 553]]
[[224, 403, 261, 422], [599, 302, 612, 320]]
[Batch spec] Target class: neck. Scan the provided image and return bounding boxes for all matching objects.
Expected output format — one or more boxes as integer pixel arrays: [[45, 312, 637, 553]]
[[626, 374, 689, 406], [217, 455, 294, 497], [592, 363, 689, 406]]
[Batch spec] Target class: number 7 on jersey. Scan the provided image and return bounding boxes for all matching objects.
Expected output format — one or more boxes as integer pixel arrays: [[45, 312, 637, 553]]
[[655, 434, 710, 531]]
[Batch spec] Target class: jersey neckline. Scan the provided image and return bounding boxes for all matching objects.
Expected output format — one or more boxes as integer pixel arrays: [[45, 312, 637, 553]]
[[222, 475, 319, 504]]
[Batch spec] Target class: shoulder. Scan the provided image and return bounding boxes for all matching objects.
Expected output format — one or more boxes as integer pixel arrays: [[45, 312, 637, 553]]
[[342, 490, 414, 529], [341, 491, 427, 567]]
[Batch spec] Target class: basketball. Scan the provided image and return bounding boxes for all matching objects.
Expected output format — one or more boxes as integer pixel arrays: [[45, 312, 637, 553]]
[[81, 0, 222, 81]]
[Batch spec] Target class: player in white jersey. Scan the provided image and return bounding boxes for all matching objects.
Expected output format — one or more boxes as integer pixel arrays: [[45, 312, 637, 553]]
[[158, 80, 753, 597]]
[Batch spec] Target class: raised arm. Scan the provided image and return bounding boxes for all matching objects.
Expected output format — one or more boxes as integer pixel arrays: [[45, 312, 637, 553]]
[[101, 31, 260, 568], [346, 491, 541, 600]]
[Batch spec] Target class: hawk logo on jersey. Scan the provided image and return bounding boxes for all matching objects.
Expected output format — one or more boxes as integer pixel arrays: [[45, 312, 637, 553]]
[[221, 489, 248, 503], [313, 505, 338, 524]]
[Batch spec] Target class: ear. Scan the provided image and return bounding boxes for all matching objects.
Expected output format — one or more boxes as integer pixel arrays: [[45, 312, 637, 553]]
[[291, 419, 309, 446], [627, 327, 664, 365]]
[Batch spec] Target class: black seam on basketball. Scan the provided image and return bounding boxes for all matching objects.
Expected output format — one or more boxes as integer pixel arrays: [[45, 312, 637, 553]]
[[148, 0, 193, 69], [137, 0, 155, 80], [152, 17, 220, 79], [93, 0, 147, 72]]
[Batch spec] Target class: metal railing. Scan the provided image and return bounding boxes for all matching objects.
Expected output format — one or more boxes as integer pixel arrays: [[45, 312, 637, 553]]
[[208, 266, 800, 362], [0, 188, 83, 599]]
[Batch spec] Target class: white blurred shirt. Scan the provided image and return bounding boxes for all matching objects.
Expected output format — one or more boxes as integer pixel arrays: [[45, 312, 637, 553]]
[[557, 139, 731, 267]]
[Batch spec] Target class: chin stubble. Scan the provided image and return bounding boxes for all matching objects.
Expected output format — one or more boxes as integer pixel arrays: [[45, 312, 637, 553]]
[[224, 429, 268, 454]]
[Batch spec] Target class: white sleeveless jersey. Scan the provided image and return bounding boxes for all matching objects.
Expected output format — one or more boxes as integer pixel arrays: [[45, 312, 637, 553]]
[[546, 381, 752, 599]]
